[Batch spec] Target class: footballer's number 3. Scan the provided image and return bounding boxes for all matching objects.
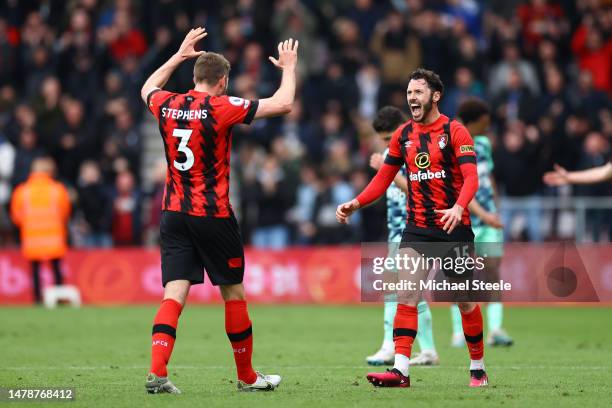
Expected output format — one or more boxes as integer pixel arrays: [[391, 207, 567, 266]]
[[172, 128, 195, 171]]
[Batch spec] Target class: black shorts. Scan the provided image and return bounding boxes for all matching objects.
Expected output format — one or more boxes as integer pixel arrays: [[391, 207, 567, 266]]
[[400, 224, 475, 278], [160, 210, 245, 287]]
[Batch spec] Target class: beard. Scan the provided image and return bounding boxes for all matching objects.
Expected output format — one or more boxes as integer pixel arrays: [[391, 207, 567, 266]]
[[411, 94, 434, 123]]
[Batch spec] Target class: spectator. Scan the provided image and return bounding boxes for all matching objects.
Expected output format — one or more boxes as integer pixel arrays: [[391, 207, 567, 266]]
[[516, 0, 566, 55], [10, 157, 71, 304], [0, 132, 15, 244], [0, 18, 19, 86], [495, 122, 545, 242], [452, 34, 484, 80], [355, 62, 382, 121], [251, 156, 291, 249], [235, 42, 277, 96], [271, 0, 316, 78], [11, 129, 43, 188], [289, 164, 321, 245], [143, 160, 166, 246], [76, 161, 113, 248], [55, 98, 93, 184], [106, 109, 141, 175], [99, 9, 148, 62], [571, 16, 612, 94], [23, 46, 55, 99], [312, 169, 357, 244], [346, 0, 385, 44], [574, 70, 611, 126], [370, 10, 421, 85], [441, 67, 484, 118], [573, 132, 611, 242], [539, 66, 570, 125], [56, 7, 96, 74], [492, 67, 539, 126], [31, 76, 63, 150], [275, 99, 316, 160], [111, 170, 142, 246], [488, 42, 540, 98]]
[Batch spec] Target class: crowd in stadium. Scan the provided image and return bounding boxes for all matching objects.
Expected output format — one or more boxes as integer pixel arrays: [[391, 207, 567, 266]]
[[0, 0, 610, 248]]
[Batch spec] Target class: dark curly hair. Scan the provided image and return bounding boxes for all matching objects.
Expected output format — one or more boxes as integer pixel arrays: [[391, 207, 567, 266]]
[[372, 106, 407, 133], [457, 97, 490, 125], [408, 68, 444, 97]]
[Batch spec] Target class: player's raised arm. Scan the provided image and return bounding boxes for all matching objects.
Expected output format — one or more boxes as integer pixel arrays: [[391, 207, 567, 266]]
[[140, 27, 208, 105], [254, 39, 299, 119]]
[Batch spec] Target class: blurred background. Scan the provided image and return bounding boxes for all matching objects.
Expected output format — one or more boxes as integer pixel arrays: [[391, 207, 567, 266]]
[[0, 0, 610, 252]]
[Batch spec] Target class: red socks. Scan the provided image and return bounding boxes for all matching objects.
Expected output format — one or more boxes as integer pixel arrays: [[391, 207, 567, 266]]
[[225, 300, 257, 384], [150, 298, 183, 377], [461, 304, 484, 360], [393, 304, 418, 358], [149, 298, 256, 383]]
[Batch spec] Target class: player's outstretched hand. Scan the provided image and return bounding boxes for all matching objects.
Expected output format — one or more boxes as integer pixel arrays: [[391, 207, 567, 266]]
[[435, 204, 464, 234], [336, 199, 360, 224], [543, 164, 569, 186], [175, 27, 207, 61], [269, 38, 299, 70], [369, 153, 383, 170]]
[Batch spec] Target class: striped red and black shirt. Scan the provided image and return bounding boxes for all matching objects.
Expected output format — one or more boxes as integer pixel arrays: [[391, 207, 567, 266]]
[[147, 89, 258, 217], [358, 114, 478, 229]]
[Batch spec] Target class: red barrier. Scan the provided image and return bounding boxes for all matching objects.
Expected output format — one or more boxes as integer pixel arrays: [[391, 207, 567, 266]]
[[1, 244, 611, 304], [0, 247, 362, 304]]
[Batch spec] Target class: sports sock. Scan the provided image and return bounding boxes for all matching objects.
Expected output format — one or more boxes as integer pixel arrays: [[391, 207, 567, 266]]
[[150, 298, 183, 377], [450, 304, 463, 336], [383, 301, 397, 347], [392, 304, 418, 376], [225, 300, 257, 384], [470, 359, 485, 370], [487, 302, 503, 332], [461, 304, 484, 362], [416, 301, 436, 352]]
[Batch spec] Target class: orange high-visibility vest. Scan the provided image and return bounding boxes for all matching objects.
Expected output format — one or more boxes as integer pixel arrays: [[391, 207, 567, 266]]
[[10, 172, 71, 260]]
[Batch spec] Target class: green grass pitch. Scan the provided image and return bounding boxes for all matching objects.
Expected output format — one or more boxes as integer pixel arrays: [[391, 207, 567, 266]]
[[1, 305, 611, 407]]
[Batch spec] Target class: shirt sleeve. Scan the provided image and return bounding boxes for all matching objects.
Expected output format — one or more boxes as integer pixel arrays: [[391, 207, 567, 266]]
[[384, 126, 404, 166], [146, 88, 175, 119], [451, 121, 478, 208], [484, 139, 494, 171], [214, 96, 259, 126], [451, 121, 477, 165]]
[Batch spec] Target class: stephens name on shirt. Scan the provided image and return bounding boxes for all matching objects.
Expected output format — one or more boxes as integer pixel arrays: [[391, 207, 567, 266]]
[[161, 107, 209, 120]]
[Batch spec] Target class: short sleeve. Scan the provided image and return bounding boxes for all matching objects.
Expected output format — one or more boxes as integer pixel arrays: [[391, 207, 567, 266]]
[[451, 121, 476, 165], [213, 96, 259, 126], [147, 89, 175, 119], [384, 126, 404, 166]]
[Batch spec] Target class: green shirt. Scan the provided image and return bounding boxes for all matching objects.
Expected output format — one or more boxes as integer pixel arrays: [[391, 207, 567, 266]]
[[471, 135, 497, 228]]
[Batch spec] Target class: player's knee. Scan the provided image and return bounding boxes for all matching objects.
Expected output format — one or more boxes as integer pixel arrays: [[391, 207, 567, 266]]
[[220, 284, 245, 301], [457, 302, 476, 313], [163, 280, 191, 305], [397, 297, 419, 307]]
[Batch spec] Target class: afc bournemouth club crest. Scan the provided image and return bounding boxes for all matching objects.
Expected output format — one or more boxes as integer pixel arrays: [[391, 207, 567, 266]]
[[438, 134, 448, 149]]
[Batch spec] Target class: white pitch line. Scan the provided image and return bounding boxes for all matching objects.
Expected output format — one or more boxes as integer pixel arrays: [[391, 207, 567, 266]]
[[3, 365, 611, 371]]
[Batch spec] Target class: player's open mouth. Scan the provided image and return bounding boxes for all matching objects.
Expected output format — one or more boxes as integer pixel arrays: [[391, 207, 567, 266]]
[[410, 104, 422, 117]]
